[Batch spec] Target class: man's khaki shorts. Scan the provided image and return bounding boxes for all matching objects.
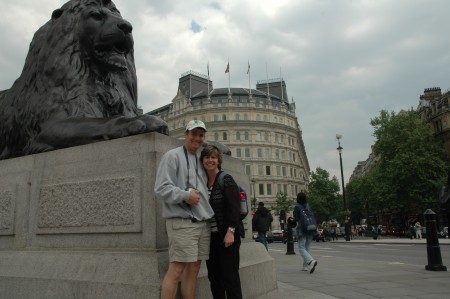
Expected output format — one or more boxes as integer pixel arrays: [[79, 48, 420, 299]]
[[166, 218, 211, 263]]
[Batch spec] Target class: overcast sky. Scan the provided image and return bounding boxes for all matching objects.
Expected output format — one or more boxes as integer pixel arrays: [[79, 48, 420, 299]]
[[1, 0, 450, 186]]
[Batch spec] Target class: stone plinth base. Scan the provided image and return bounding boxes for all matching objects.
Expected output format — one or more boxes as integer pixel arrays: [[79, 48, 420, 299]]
[[0, 133, 277, 298]]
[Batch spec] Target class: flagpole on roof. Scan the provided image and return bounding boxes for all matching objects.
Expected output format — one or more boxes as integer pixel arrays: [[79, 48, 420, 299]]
[[266, 62, 270, 99], [226, 59, 230, 95], [247, 60, 251, 96], [280, 67, 284, 101], [207, 62, 210, 98]]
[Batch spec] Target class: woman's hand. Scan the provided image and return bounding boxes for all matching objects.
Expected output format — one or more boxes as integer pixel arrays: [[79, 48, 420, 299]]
[[224, 230, 235, 247]]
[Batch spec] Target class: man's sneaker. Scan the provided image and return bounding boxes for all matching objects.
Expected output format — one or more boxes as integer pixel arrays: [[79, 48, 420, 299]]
[[308, 260, 318, 274], [302, 267, 308, 271]]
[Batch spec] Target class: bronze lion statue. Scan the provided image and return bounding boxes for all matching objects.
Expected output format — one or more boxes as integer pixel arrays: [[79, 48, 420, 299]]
[[0, 0, 168, 160]]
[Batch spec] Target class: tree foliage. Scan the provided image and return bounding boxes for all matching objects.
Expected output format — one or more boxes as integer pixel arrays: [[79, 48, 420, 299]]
[[307, 167, 342, 223], [346, 109, 448, 224], [272, 191, 295, 216]]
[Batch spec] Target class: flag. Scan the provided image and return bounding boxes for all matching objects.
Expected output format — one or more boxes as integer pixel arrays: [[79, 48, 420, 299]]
[[207, 63, 210, 77], [225, 62, 229, 73], [247, 61, 250, 74]]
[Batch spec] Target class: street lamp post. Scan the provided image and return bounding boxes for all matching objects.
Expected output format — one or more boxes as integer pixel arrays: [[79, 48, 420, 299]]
[[336, 134, 351, 242]]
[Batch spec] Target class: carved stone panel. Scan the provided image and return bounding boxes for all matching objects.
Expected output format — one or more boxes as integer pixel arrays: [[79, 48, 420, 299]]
[[37, 177, 141, 234], [0, 189, 15, 235]]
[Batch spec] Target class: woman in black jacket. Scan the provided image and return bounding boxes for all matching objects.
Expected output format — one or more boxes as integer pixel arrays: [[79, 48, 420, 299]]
[[200, 145, 242, 299]]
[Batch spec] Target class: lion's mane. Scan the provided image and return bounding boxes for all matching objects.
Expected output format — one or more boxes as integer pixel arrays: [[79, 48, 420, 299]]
[[0, 0, 140, 159]]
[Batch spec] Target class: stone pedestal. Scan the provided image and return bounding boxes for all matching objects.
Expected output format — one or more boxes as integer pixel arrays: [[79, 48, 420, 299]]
[[0, 133, 277, 298]]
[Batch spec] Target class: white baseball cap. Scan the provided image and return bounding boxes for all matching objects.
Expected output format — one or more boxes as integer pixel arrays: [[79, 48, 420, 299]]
[[185, 120, 207, 132]]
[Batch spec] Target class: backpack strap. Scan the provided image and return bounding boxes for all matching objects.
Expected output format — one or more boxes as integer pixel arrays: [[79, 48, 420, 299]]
[[216, 171, 227, 190]]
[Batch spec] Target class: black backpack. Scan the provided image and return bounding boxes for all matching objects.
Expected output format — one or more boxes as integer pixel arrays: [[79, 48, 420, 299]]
[[217, 171, 249, 220]]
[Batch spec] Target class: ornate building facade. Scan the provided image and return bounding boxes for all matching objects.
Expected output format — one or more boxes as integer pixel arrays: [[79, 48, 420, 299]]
[[149, 70, 310, 212], [416, 87, 450, 156]]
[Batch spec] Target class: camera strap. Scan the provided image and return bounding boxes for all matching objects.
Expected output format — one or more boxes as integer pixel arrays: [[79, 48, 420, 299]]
[[183, 146, 198, 189], [181, 146, 199, 221]]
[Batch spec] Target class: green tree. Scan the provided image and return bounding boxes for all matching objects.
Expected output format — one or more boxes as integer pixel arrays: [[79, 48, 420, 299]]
[[307, 167, 341, 224], [346, 167, 385, 225], [368, 110, 448, 216], [272, 191, 295, 217]]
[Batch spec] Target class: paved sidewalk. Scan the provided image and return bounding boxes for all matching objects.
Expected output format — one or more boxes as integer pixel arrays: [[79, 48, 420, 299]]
[[272, 237, 450, 299]]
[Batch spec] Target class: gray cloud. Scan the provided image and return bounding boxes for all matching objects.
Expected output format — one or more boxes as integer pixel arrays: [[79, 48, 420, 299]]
[[1, 0, 449, 185]]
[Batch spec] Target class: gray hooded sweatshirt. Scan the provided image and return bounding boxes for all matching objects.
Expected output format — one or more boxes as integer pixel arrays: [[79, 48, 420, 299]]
[[154, 146, 214, 221]]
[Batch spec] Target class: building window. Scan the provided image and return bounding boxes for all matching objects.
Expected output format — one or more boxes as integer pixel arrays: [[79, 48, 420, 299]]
[[201, 116, 206, 123], [257, 148, 262, 158], [214, 115, 219, 121], [223, 132, 227, 140], [264, 115, 269, 121], [236, 148, 242, 157], [264, 132, 268, 141], [256, 114, 261, 121], [236, 132, 241, 140], [277, 184, 282, 193], [258, 165, 263, 175], [281, 150, 286, 160], [276, 166, 281, 176], [265, 166, 271, 175], [244, 114, 249, 120], [282, 167, 286, 177], [222, 114, 227, 121], [256, 132, 261, 141], [235, 114, 240, 120], [244, 132, 249, 140], [259, 184, 265, 195], [245, 148, 250, 157], [267, 184, 272, 196], [214, 132, 219, 141], [275, 149, 280, 159], [265, 148, 270, 158], [245, 164, 251, 175]]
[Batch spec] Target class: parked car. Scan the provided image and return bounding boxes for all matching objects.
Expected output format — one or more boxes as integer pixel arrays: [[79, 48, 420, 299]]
[[268, 230, 285, 243], [336, 227, 345, 238]]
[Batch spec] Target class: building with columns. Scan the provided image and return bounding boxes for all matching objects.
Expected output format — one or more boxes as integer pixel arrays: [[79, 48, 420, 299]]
[[148, 70, 310, 218]]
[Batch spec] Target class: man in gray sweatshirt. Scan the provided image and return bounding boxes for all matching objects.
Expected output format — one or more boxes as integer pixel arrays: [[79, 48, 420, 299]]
[[154, 119, 214, 299]]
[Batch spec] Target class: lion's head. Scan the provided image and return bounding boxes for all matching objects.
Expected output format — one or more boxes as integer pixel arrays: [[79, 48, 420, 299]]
[[0, 0, 164, 159]]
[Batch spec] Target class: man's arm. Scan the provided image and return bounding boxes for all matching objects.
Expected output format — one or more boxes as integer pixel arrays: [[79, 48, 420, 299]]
[[154, 151, 188, 205]]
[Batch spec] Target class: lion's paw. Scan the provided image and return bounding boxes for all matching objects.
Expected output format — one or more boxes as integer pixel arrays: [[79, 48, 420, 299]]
[[138, 115, 169, 135]]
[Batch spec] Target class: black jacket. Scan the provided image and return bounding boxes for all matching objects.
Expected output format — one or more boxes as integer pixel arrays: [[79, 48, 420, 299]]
[[252, 206, 273, 233], [209, 171, 241, 236]]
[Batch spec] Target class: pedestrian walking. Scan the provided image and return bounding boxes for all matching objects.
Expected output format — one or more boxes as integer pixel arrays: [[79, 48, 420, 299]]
[[252, 202, 273, 251], [415, 222, 422, 240], [293, 192, 318, 274]]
